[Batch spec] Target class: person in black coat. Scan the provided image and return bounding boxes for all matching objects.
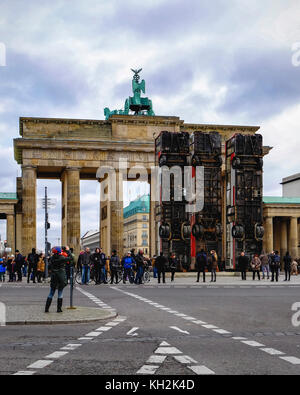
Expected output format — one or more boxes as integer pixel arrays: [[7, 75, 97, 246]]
[[155, 252, 168, 284], [283, 251, 292, 282], [27, 248, 39, 284], [15, 250, 25, 282], [238, 252, 249, 280], [196, 249, 207, 283], [169, 253, 179, 282]]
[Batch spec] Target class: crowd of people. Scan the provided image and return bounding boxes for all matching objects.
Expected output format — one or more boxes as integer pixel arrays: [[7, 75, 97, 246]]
[[237, 250, 300, 282], [0, 247, 299, 285]]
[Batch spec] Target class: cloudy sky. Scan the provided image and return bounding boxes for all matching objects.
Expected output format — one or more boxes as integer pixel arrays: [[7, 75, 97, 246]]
[[0, 0, 299, 250]]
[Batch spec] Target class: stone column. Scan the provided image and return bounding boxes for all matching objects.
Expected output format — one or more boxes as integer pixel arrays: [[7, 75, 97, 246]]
[[65, 168, 81, 256], [264, 216, 273, 254], [22, 165, 37, 255], [289, 216, 298, 259], [6, 214, 15, 252], [110, 170, 124, 254], [148, 168, 158, 258], [280, 219, 288, 259], [61, 171, 68, 246], [100, 169, 124, 256]]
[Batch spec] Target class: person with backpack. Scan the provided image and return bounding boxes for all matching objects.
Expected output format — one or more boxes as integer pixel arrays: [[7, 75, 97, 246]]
[[196, 249, 207, 283], [270, 251, 281, 282], [27, 248, 39, 284], [283, 251, 292, 282], [45, 246, 73, 313], [134, 250, 145, 285], [109, 250, 121, 284], [122, 252, 135, 284]]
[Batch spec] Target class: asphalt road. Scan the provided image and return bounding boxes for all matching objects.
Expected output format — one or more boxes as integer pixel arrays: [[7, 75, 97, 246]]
[[1, 277, 300, 375]]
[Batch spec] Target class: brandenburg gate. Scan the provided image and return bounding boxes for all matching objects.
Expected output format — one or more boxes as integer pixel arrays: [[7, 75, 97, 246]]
[[14, 114, 263, 258]]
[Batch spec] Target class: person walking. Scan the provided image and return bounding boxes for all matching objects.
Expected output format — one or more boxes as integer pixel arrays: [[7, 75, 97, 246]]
[[169, 253, 179, 282], [81, 248, 92, 285], [238, 252, 249, 280], [210, 250, 218, 282], [196, 249, 207, 283], [27, 248, 39, 284], [134, 250, 145, 285], [0, 258, 6, 282], [109, 250, 121, 284], [155, 252, 168, 284], [259, 250, 270, 280], [251, 254, 261, 281], [44, 246, 73, 313], [37, 253, 45, 283], [122, 252, 135, 284], [283, 251, 292, 282], [270, 251, 281, 282], [15, 250, 25, 282]]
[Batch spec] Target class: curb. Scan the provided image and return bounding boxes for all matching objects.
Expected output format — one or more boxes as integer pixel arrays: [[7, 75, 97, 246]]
[[6, 307, 117, 326]]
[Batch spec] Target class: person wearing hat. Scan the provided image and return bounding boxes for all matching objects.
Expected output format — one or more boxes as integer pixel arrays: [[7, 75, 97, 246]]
[[121, 251, 135, 284], [45, 246, 73, 313]]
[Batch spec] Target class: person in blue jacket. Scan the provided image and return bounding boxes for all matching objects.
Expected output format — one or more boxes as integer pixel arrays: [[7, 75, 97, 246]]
[[122, 252, 135, 284], [0, 259, 6, 282]]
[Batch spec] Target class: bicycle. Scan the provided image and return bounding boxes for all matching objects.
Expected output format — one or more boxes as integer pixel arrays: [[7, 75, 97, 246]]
[[143, 265, 151, 283], [107, 268, 124, 284], [75, 265, 96, 285]]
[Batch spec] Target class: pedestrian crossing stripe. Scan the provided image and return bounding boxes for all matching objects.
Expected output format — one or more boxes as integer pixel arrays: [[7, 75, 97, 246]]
[[136, 342, 215, 375]]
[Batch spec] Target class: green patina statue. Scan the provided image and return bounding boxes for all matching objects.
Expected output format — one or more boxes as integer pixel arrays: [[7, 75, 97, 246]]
[[104, 69, 155, 120]]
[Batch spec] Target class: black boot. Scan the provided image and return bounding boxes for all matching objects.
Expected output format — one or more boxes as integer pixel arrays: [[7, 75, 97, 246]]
[[57, 298, 63, 313], [45, 297, 52, 313]]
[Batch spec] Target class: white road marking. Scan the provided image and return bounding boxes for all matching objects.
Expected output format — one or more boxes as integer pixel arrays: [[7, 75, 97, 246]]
[[86, 332, 101, 337], [202, 324, 218, 329], [260, 348, 285, 356], [106, 322, 119, 326], [96, 326, 112, 332], [137, 365, 159, 374], [174, 355, 198, 364], [160, 341, 170, 346], [188, 365, 215, 375], [183, 317, 196, 321], [61, 344, 82, 351], [170, 326, 190, 335], [14, 371, 36, 375], [213, 329, 232, 335], [232, 337, 248, 340], [27, 360, 53, 369], [127, 327, 139, 336], [193, 320, 207, 325], [147, 355, 167, 364], [280, 356, 300, 365], [45, 351, 69, 359], [241, 341, 265, 347], [155, 347, 182, 355], [78, 337, 93, 340]]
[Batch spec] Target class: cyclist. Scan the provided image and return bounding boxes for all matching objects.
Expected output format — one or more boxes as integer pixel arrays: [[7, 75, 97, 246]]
[[122, 252, 135, 284]]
